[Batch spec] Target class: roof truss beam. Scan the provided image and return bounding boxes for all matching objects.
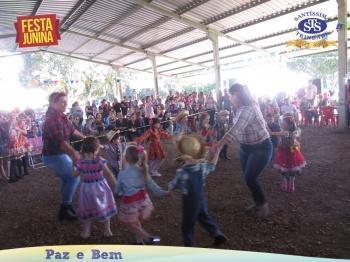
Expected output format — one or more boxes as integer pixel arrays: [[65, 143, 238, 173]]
[[125, 0, 329, 67], [0, 34, 16, 39], [74, 2, 151, 57], [143, 14, 342, 71], [222, 0, 329, 34], [134, 0, 266, 53], [60, 0, 98, 32], [120, 0, 271, 67], [166, 34, 348, 76], [67, 30, 210, 69], [119, 0, 211, 44]]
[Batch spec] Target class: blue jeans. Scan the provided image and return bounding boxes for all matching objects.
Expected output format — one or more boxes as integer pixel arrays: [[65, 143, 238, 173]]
[[239, 139, 272, 206], [181, 170, 220, 246], [42, 154, 80, 205]]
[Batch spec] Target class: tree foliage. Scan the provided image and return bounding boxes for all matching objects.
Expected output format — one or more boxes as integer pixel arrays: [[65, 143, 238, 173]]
[[18, 53, 179, 102], [286, 52, 338, 78], [182, 83, 215, 94]]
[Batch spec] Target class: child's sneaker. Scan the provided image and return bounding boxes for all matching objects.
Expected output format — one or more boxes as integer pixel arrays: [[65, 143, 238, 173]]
[[213, 234, 228, 247], [256, 203, 270, 219]]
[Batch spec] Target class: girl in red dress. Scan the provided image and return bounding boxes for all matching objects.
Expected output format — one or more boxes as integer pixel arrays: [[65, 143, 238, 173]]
[[198, 112, 215, 147], [136, 118, 171, 177], [273, 114, 306, 192]]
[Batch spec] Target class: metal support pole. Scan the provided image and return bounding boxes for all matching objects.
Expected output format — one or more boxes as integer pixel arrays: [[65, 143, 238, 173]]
[[112, 65, 122, 101], [337, 0, 348, 129], [149, 54, 159, 96], [208, 30, 222, 109]]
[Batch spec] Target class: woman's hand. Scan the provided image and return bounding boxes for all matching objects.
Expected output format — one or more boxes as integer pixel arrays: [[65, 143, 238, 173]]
[[72, 150, 81, 163]]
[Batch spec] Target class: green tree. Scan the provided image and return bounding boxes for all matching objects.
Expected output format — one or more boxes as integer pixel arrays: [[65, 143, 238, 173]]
[[286, 52, 338, 78]]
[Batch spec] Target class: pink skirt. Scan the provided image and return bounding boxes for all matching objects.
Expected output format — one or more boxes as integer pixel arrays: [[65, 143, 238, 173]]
[[118, 190, 154, 223]]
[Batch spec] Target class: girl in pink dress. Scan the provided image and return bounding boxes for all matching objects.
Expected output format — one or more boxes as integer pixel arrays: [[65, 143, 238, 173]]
[[28, 125, 43, 154], [74, 137, 117, 238]]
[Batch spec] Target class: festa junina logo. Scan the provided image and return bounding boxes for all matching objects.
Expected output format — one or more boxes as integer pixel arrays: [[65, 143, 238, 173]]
[[287, 11, 336, 49], [14, 14, 60, 48]]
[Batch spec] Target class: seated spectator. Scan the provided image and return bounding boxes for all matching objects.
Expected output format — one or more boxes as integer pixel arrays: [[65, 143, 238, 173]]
[[126, 113, 143, 141], [84, 116, 98, 136]]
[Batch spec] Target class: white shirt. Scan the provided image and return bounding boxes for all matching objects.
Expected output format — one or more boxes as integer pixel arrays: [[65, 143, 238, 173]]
[[306, 84, 317, 100], [281, 104, 297, 115]]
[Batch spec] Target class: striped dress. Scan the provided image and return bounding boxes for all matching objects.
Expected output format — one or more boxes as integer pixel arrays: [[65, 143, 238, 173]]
[[76, 157, 117, 221]]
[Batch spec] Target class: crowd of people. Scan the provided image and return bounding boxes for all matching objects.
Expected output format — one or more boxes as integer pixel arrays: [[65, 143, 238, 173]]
[[1, 81, 339, 246]]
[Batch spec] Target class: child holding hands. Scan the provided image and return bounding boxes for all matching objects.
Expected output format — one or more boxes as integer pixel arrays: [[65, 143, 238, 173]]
[[168, 134, 227, 247], [116, 144, 169, 245], [74, 137, 117, 238]]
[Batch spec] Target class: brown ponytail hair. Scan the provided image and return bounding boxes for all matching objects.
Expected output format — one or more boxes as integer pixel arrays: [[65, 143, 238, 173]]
[[124, 145, 150, 181], [229, 83, 254, 106]]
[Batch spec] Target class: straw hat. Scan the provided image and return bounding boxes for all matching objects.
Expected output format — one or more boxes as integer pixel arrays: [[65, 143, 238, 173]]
[[175, 110, 189, 123], [176, 134, 207, 160], [218, 110, 230, 117], [106, 130, 120, 142], [87, 115, 95, 120]]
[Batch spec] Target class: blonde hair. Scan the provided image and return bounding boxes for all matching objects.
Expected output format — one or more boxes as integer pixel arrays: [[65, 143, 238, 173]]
[[124, 145, 150, 181]]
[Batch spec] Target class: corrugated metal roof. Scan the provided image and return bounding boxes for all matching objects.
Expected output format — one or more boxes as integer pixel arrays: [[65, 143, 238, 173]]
[[94, 45, 132, 61], [152, 0, 195, 12], [125, 58, 152, 70], [183, 0, 251, 25], [70, 0, 136, 37], [75, 39, 111, 56], [124, 19, 189, 48], [117, 52, 147, 65], [37, 0, 80, 19], [0, 0, 37, 34], [228, 1, 337, 40], [0, 0, 347, 77], [100, 7, 166, 44]]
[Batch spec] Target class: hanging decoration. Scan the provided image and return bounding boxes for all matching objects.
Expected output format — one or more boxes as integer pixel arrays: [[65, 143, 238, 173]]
[[287, 39, 337, 49]]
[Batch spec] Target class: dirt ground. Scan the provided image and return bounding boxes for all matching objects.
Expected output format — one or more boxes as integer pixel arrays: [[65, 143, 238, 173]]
[[0, 126, 349, 258]]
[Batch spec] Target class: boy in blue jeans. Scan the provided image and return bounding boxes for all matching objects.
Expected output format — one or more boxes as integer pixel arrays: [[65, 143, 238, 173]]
[[168, 134, 227, 247]]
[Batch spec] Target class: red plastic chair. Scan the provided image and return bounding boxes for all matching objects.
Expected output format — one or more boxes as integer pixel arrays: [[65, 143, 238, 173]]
[[320, 106, 337, 128]]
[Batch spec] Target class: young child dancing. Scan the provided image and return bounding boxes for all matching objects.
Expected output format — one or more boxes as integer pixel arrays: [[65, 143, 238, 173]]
[[215, 110, 230, 160], [116, 144, 168, 244], [265, 113, 281, 163], [74, 137, 117, 238], [135, 118, 171, 177], [198, 112, 215, 147], [103, 130, 125, 178], [272, 114, 306, 192], [168, 134, 227, 247]]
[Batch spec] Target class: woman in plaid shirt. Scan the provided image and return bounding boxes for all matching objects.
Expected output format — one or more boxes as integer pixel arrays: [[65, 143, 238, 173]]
[[216, 84, 272, 219]]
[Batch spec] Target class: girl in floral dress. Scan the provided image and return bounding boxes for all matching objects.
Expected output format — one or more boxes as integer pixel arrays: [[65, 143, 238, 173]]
[[74, 137, 117, 238], [136, 118, 171, 177]]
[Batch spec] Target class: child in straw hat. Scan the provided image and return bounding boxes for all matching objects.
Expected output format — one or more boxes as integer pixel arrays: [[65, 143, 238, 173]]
[[103, 130, 125, 178], [168, 134, 228, 247], [174, 110, 192, 138]]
